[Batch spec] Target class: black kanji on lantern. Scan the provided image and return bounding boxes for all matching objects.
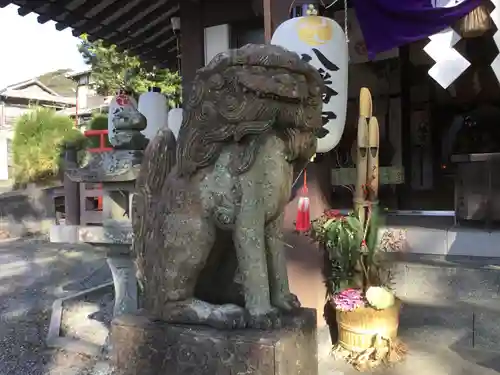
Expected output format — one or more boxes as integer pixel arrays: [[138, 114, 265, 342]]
[[301, 48, 340, 137], [321, 111, 337, 126], [311, 48, 339, 72], [323, 86, 338, 104], [300, 53, 313, 63]]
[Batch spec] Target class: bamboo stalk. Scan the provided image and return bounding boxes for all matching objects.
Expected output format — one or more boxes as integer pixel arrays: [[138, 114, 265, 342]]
[[359, 88, 372, 118], [367, 116, 380, 203], [354, 88, 373, 226], [354, 117, 368, 225]]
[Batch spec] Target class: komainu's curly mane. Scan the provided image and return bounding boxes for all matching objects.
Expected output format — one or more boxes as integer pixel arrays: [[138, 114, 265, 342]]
[[175, 44, 325, 177]]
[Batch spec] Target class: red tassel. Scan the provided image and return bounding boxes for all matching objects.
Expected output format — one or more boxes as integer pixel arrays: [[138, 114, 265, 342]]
[[295, 169, 311, 232]]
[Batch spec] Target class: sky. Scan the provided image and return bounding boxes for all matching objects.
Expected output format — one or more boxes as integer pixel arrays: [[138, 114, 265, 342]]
[[0, 4, 88, 89]]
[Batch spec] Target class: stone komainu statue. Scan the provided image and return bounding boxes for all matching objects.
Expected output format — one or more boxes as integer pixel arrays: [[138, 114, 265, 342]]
[[132, 44, 325, 330]]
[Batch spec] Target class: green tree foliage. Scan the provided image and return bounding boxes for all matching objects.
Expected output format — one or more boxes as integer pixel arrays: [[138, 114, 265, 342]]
[[77, 34, 181, 106], [12, 108, 86, 185], [87, 113, 112, 149]]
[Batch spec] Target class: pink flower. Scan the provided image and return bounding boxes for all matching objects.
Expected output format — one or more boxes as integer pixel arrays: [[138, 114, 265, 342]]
[[332, 288, 365, 312]]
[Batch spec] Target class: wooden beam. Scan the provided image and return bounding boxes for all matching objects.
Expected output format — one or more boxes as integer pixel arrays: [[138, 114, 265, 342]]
[[45, 1, 179, 48], [131, 27, 174, 55], [37, 14, 53, 24], [73, 0, 106, 16], [115, 6, 179, 47], [90, 0, 170, 38], [109, 4, 180, 44], [157, 35, 177, 49], [82, 0, 132, 31], [56, 22, 70, 31], [16, 1, 103, 35], [17, 6, 32, 17], [131, 34, 178, 58], [39, 0, 102, 25], [14, 0, 180, 67]]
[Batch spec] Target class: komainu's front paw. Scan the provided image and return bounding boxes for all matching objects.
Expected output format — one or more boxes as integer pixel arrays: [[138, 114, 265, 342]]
[[207, 304, 247, 330], [246, 307, 281, 330], [272, 293, 301, 312]]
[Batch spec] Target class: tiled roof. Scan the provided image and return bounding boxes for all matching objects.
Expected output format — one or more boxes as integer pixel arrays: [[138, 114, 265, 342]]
[[0, 89, 76, 106], [65, 69, 92, 80], [0, 78, 61, 96]]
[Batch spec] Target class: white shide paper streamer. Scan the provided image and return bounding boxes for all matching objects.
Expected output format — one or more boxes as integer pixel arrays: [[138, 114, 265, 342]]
[[490, 0, 500, 83], [424, 27, 471, 89]]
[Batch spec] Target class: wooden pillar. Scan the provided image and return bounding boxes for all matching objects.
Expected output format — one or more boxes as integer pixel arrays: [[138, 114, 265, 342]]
[[264, 0, 292, 42], [398, 46, 411, 209], [180, 0, 205, 103], [264, 0, 273, 42]]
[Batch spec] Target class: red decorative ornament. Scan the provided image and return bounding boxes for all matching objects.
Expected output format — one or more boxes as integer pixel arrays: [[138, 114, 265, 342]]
[[295, 169, 311, 232], [115, 94, 130, 107]]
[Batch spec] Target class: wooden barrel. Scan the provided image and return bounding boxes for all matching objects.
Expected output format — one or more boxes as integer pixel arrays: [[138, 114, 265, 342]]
[[335, 298, 401, 353]]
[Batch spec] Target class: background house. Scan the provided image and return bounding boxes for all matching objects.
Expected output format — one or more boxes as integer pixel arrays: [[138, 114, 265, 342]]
[[0, 78, 76, 181], [59, 69, 109, 126]]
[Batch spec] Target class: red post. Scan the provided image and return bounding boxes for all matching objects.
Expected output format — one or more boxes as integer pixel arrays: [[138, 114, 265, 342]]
[[84, 129, 113, 152], [75, 96, 79, 128], [84, 129, 113, 211]]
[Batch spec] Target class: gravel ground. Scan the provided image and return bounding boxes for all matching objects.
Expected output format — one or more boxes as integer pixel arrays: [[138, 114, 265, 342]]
[[0, 237, 111, 375], [61, 288, 114, 348]]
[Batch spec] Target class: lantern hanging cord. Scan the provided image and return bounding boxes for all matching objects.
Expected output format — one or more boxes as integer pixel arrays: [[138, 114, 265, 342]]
[[343, 0, 349, 43], [318, 0, 349, 43], [286, 0, 349, 43], [319, 0, 337, 8]]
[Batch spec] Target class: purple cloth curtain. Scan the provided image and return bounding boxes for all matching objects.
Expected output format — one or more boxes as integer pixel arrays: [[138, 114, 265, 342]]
[[352, 0, 484, 59]]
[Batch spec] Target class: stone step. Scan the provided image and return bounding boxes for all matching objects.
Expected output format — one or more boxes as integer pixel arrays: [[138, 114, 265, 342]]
[[391, 256, 500, 307], [389, 255, 500, 350]]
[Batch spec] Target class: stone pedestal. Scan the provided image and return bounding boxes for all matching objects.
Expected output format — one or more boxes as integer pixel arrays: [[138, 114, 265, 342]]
[[110, 308, 318, 375], [106, 254, 138, 317]]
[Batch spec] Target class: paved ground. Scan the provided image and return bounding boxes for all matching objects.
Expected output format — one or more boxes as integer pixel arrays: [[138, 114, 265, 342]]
[[321, 342, 500, 375], [0, 237, 110, 375]]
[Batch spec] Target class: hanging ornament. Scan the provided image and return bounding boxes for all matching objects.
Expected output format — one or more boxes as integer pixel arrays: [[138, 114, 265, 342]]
[[457, 3, 492, 38], [306, 4, 319, 16], [295, 169, 311, 232]]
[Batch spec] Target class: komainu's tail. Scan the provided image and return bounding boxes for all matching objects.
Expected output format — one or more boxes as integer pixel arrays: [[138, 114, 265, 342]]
[[135, 128, 177, 197], [132, 128, 177, 277]]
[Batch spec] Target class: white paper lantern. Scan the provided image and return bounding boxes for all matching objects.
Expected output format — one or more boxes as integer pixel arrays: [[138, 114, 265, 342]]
[[167, 108, 183, 140], [271, 16, 348, 153], [138, 87, 168, 141]]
